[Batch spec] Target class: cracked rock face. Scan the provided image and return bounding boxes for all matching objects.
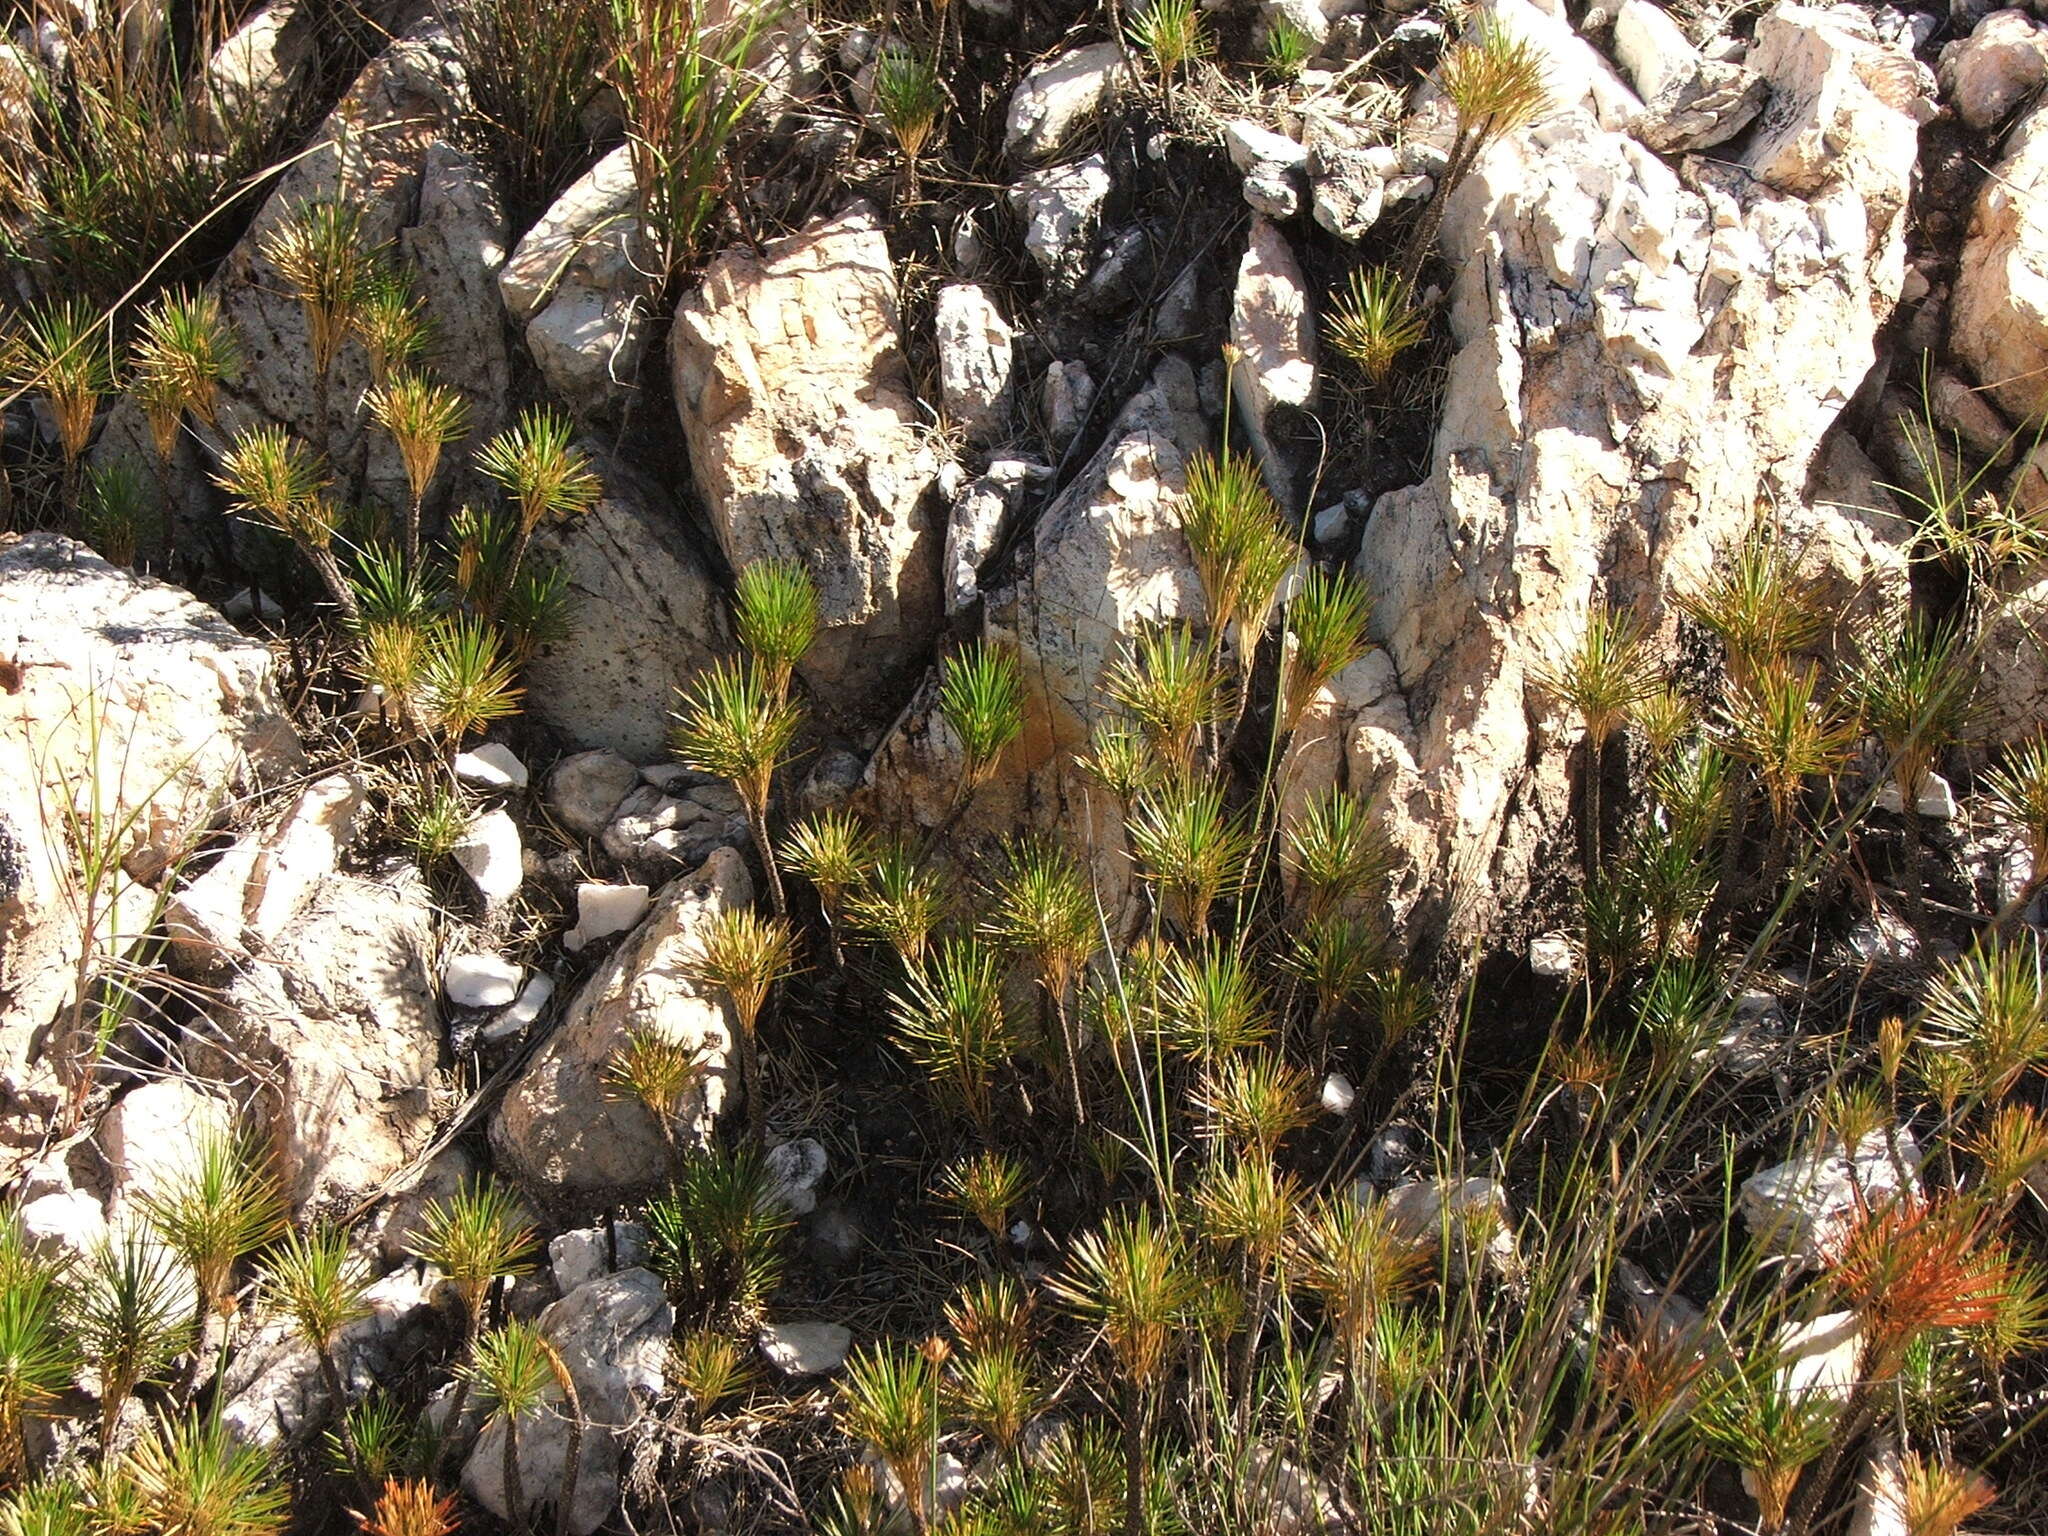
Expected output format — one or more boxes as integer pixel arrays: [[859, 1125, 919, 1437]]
[[670, 203, 944, 727], [1953, 96, 2048, 425], [1340, 2, 1926, 953]]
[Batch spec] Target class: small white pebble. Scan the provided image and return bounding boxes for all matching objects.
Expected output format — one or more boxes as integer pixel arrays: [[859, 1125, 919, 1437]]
[[454, 742, 529, 792], [563, 883, 651, 952], [445, 954, 523, 1009], [1321, 1072, 1356, 1116]]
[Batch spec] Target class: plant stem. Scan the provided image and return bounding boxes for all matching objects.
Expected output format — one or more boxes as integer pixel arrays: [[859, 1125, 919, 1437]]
[[503, 1413, 524, 1533], [318, 1347, 376, 1508]]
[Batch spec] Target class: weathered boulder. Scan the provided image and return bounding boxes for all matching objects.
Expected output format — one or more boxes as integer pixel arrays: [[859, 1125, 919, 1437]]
[[1005, 43, 1127, 161], [1347, 1, 1927, 952], [503, 146, 652, 416], [98, 1077, 238, 1221], [521, 465, 729, 761], [463, 1268, 672, 1535], [187, 862, 441, 1214], [867, 360, 1209, 916], [1939, 9, 2048, 131], [670, 205, 943, 724], [492, 849, 750, 1197], [549, 750, 644, 840], [212, 22, 509, 505], [1952, 96, 2048, 423], [97, 21, 512, 552], [0, 534, 298, 1158]]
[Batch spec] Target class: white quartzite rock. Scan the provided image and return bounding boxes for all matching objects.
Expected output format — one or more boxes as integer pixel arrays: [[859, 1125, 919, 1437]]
[[759, 1319, 852, 1375], [455, 807, 523, 908], [1011, 156, 1112, 288], [1740, 1128, 1921, 1268], [1612, 0, 1767, 151], [671, 205, 944, 722], [1952, 95, 2048, 424], [934, 284, 1017, 447]]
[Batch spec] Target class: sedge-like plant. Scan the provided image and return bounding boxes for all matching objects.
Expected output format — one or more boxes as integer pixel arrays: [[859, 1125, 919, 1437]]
[[365, 371, 470, 565], [355, 268, 430, 386], [1280, 567, 1372, 729], [1901, 1452, 1996, 1536], [1285, 911, 1383, 1029], [1195, 1053, 1314, 1156], [1127, 781, 1254, 935], [1678, 527, 1828, 692], [782, 808, 876, 964], [12, 298, 114, 506], [605, 0, 775, 282], [260, 200, 374, 453], [939, 640, 1026, 806], [644, 1145, 792, 1324], [1194, 1153, 1303, 1430], [1179, 449, 1295, 677], [889, 937, 1023, 1130], [0, 1229, 77, 1477], [1047, 1208, 1198, 1536], [417, 614, 524, 747], [1917, 935, 2048, 1105], [1127, 0, 1211, 110], [75, 1230, 193, 1450], [1081, 719, 1164, 806], [213, 425, 359, 621], [1716, 658, 1856, 899], [946, 1272, 1033, 1358], [474, 405, 601, 606], [936, 1150, 1032, 1244], [948, 1344, 1042, 1460], [79, 463, 161, 569], [845, 840, 946, 963], [1533, 604, 1660, 871], [1687, 1353, 1838, 1531], [131, 288, 236, 458], [124, 1411, 289, 1536], [1981, 736, 2048, 936], [261, 1224, 374, 1499], [1284, 788, 1392, 921], [684, 907, 797, 1148], [359, 1479, 459, 1536], [405, 1180, 537, 1470], [1105, 624, 1231, 784], [1263, 15, 1314, 77], [1396, 18, 1550, 290], [1164, 942, 1272, 1065], [461, 1321, 558, 1533], [670, 1329, 754, 1429], [1326, 267, 1427, 386], [835, 1345, 940, 1529], [602, 1023, 709, 1158], [1852, 614, 1975, 928], [441, 0, 610, 221], [0, 1479, 93, 1536], [134, 1127, 287, 1327], [873, 45, 945, 202], [671, 657, 802, 914], [733, 559, 819, 701], [984, 836, 1097, 1121]]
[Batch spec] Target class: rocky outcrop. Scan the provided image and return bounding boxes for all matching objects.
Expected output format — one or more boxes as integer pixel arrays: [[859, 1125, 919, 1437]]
[[521, 466, 728, 761], [0, 535, 299, 1157], [1952, 95, 2048, 423], [1939, 9, 2048, 132], [1345, 2, 1927, 950], [670, 204, 944, 725], [1611, 0, 1766, 152], [492, 849, 750, 1198]]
